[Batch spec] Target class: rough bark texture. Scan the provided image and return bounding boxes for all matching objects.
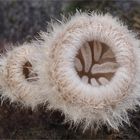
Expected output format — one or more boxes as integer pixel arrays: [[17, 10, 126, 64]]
[[0, 0, 140, 139]]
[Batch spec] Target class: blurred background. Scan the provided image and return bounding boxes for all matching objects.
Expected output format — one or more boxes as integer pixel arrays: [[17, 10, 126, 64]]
[[0, 0, 140, 139]]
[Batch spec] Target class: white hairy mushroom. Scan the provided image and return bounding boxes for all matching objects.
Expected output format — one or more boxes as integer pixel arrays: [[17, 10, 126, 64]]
[[0, 44, 47, 108], [42, 12, 140, 130]]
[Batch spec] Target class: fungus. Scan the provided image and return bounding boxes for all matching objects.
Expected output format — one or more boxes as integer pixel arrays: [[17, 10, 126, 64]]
[[0, 44, 47, 108], [0, 12, 140, 131], [44, 12, 140, 130]]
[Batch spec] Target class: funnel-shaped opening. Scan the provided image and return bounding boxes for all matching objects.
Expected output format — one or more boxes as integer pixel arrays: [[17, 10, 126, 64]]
[[75, 40, 118, 86], [23, 61, 38, 82]]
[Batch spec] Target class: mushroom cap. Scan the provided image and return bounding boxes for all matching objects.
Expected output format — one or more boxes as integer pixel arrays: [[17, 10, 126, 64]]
[[43, 12, 140, 130], [0, 44, 48, 108]]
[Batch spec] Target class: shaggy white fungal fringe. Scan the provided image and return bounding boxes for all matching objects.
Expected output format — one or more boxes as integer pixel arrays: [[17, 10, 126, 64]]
[[41, 12, 140, 130], [0, 11, 139, 131], [0, 44, 48, 108]]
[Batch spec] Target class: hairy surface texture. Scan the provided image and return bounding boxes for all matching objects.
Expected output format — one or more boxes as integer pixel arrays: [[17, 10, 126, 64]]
[[0, 44, 47, 108], [0, 11, 139, 131], [42, 12, 140, 130]]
